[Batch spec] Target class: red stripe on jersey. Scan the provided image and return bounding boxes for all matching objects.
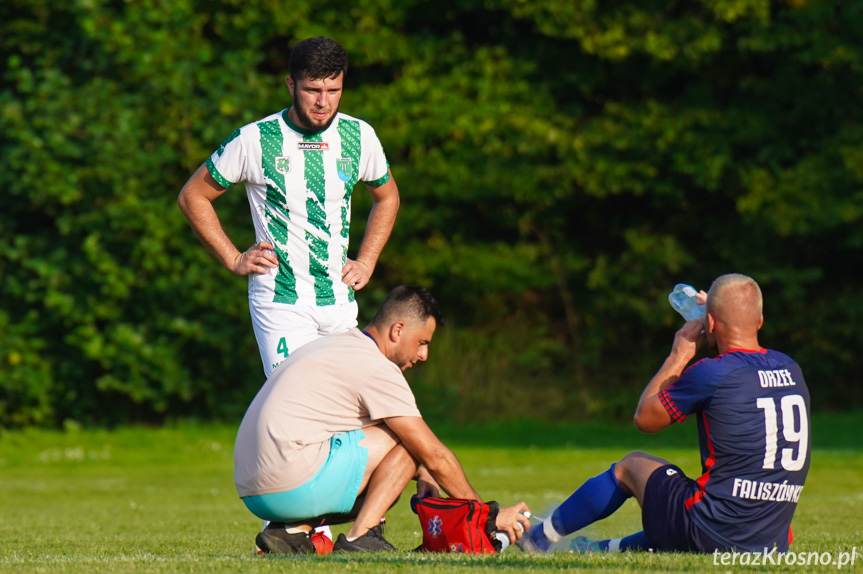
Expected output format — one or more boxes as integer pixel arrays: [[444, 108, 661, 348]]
[[685, 416, 716, 510], [719, 347, 766, 357], [658, 388, 687, 423], [788, 525, 794, 546], [685, 490, 704, 509]]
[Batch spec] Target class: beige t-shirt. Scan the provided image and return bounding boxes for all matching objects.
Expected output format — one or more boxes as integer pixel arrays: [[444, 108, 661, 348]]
[[234, 328, 421, 497]]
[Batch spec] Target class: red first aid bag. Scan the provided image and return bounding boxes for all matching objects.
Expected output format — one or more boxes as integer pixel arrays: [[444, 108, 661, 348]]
[[413, 497, 501, 554]]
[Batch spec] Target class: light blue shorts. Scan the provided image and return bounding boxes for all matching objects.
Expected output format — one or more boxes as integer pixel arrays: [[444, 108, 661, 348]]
[[242, 429, 368, 522]]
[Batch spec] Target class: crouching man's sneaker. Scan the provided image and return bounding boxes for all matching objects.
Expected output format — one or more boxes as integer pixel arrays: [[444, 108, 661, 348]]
[[255, 523, 315, 555], [333, 524, 396, 552]]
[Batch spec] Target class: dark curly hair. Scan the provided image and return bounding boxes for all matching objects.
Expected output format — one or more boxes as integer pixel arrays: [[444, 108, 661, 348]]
[[289, 36, 348, 81]]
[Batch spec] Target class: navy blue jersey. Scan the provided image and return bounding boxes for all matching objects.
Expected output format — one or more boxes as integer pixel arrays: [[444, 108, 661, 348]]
[[658, 348, 810, 552]]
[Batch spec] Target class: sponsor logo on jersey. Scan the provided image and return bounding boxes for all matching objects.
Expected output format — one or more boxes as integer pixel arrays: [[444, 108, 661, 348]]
[[275, 156, 291, 174], [298, 142, 330, 151], [337, 158, 353, 182]]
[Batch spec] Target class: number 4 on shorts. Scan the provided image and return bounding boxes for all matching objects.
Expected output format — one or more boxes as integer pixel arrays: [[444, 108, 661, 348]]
[[277, 337, 289, 358]]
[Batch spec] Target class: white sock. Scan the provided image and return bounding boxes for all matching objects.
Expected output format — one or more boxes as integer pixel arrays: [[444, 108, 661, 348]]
[[607, 538, 622, 552], [542, 516, 563, 543]]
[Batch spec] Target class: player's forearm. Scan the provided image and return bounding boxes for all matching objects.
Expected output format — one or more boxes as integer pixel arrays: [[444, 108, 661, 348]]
[[422, 449, 481, 501], [633, 349, 691, 432], [178, 194, 242, 271], [638, 349, 690, 406], [355, 188, 399, 268]]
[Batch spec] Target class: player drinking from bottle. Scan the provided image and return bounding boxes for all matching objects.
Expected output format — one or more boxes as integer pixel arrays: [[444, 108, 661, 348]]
[[519, 273, 810, 554]]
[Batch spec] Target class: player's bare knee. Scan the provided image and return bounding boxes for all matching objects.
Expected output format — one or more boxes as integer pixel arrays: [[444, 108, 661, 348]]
[[384, 441, 419, 473], [618, 450, 648, 471], [615, 451, 656, 492], [614, 453, 636, 491], [401, 444, 421, 472]]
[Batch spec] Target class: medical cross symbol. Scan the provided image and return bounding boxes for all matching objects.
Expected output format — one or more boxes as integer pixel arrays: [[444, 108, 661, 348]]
[[427, 515, 442, 538]]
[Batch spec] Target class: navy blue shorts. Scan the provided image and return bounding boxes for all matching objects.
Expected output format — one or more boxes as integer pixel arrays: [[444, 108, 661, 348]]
[[641, 464, 724, 552]]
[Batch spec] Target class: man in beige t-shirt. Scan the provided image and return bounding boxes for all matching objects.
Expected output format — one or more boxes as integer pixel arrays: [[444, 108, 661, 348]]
[[234, 285, 531, 554]]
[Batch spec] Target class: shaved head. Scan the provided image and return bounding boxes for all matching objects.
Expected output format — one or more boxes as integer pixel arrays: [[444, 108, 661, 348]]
[[706, 273, 763, 331]]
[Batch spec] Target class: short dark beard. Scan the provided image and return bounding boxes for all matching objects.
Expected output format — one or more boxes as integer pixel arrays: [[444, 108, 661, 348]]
[[292, 92, 339, 133]]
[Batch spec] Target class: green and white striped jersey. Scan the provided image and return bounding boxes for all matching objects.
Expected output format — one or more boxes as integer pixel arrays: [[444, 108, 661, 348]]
[[207, 109, 391, 306]]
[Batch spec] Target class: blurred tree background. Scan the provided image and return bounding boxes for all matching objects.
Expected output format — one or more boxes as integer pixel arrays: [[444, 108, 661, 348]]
[[1, 0, 861, 428]]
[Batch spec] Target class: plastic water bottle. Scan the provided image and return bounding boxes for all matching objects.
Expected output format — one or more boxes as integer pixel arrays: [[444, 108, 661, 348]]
[[668, 284, 705, 321]]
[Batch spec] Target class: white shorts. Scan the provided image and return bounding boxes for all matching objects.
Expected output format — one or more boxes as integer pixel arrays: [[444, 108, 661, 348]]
[[249, 299, 359, 377]]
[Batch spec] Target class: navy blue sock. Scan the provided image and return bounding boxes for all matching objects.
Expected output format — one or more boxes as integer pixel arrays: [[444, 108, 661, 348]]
[[619, 531, 653, 551], [528, 464, 630, 551], [601, 531, 654, 552], [551, 464, 630, 536]]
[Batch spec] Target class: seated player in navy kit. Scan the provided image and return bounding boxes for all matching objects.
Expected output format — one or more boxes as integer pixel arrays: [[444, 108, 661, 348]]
[[518, 273, 810, 553]]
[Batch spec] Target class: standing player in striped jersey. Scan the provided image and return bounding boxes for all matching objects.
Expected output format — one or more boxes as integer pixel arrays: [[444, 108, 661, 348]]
[[178, 36, 399, 378], [518, 273, 810, 554]]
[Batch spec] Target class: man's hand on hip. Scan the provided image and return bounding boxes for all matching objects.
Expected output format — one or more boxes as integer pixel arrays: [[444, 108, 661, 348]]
[[232, 241, 279, 276], [341, 258, 373, 290]]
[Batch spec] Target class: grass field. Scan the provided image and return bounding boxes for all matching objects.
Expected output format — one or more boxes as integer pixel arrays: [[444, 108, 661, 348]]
[[1, 413, 860, 573]]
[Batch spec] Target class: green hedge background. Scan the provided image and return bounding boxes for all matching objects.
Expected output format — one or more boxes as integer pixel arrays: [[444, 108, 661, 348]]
[[2, 0, 862, 427]]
